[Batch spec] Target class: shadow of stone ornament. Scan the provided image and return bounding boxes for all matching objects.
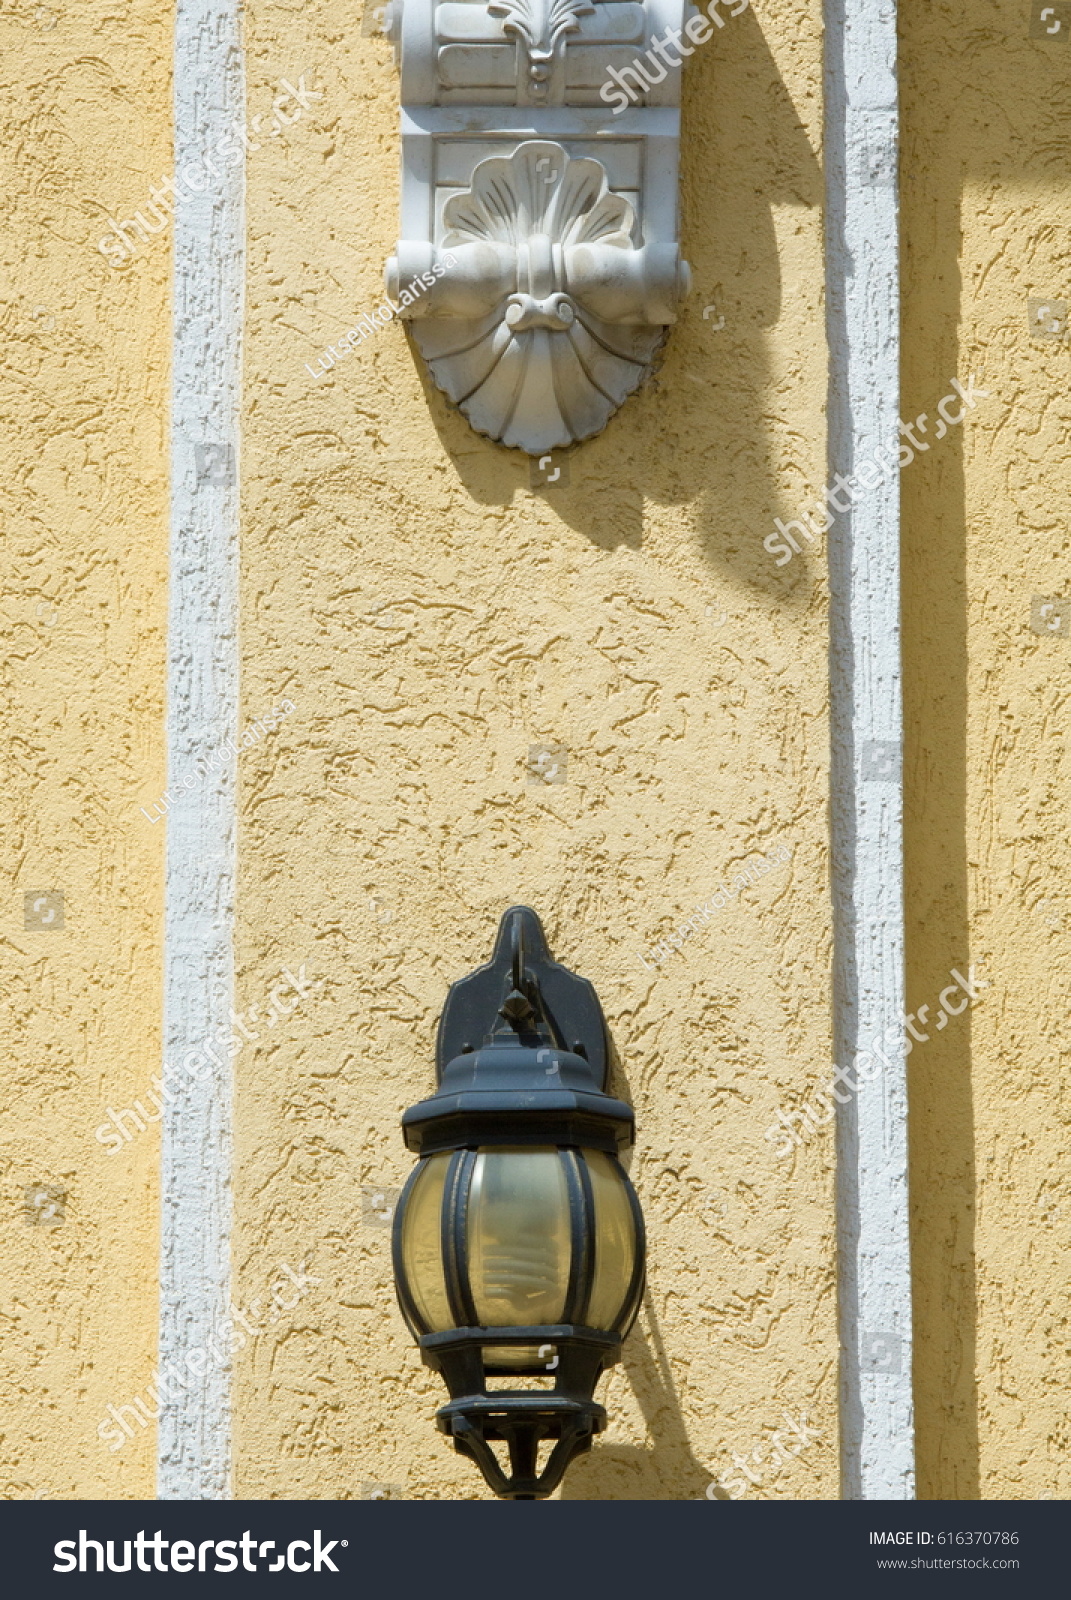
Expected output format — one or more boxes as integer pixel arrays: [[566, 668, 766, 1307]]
[[383, 0, 693, 454]]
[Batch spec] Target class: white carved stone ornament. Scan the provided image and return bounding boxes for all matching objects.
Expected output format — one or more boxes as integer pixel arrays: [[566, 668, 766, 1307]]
[[383, 0, 692, 454]]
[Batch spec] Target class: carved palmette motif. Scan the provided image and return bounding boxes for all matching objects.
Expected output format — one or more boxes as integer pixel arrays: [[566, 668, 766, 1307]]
[[384, 0, 692, 453]]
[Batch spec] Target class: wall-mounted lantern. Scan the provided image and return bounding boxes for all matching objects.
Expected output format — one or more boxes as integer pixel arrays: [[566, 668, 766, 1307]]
[[392, 906, 645, 1499]]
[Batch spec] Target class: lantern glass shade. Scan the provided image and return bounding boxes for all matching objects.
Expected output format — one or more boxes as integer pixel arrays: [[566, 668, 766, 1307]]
[[396, 1144, 641, 1351], [585, 1148, 639, 1329], [468, 1147, 572, 1326], [399, 1150, 452, 1333]]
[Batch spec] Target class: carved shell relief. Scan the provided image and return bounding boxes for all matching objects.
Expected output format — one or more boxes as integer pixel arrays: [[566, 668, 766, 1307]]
[[385, 0, 692, 454]]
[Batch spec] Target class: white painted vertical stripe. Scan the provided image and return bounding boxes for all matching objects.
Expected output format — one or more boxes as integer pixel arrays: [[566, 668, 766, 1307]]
[[826, 0, 915, 1497], [158, 0, 244, 1499]]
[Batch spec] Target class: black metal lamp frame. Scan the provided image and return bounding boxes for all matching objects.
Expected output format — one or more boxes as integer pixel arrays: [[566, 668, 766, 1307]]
[[392, 906, 645, 1499]]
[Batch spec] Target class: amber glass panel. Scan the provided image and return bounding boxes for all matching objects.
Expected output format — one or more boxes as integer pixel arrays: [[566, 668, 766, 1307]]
[[399, 1152, 453, 1333], [481, 1344, 547, 1370], [467, 1147, 571, 1327], [584, 1149, 637, 1331]]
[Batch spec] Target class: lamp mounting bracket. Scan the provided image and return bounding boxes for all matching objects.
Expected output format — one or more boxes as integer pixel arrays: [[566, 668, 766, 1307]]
[[435, 905, 609, 1089]]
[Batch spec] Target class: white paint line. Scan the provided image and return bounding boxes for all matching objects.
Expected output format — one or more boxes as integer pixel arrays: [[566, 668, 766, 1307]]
[[158, 0, 244, 1499], [826, 0, 915, 1498]]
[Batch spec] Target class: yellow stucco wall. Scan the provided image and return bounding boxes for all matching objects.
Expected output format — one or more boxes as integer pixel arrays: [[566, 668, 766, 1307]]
[[232, 0, 837, 1499], [12, 0, 1065, 1508], [0, 1, 170, 1498], [902, 0, 1071, 1501]]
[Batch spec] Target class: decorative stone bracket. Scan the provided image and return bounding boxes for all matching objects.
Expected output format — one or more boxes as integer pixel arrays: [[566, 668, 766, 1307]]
[[382, 0, 693, 455]]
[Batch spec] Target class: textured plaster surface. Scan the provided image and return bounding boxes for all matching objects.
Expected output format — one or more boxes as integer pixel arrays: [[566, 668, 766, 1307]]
[[0, 1, 169, 1498], [233, 1, 837, 1499], [902, 0, 1071, 1500]]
